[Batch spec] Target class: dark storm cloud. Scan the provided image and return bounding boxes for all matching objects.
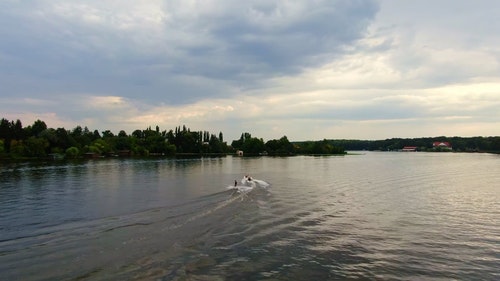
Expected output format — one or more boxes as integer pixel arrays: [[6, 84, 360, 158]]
[[0, 0, 379, 104]]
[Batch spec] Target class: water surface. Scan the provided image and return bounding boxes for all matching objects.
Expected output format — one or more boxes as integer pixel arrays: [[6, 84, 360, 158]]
[[0, 152, 499, 280]]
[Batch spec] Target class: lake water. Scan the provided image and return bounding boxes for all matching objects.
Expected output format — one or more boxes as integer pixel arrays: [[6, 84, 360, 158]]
[[0, 152, 499, 280]]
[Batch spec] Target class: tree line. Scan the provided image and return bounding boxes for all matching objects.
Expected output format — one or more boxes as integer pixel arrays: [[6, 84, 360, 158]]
[[0, 118, 228, 159], [5, 117, 496, 160], [0, 118, 345, 160], [229, 133, 345, 155], [315, 137, 500, 153]]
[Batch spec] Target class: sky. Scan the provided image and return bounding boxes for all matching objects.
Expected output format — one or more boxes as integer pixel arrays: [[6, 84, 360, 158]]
[[1, 0, 499, 141]]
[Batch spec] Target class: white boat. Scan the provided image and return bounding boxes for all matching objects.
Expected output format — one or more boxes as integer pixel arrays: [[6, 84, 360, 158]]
[[240, 175, 269, 188], [227, 175, 270, 193]]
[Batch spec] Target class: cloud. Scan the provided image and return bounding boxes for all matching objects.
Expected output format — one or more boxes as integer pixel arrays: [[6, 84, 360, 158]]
[[0, 0, 379, 104], [1, 0, 499, 141]]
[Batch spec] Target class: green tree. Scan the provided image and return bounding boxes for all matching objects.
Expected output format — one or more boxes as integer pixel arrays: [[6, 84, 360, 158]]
[[266, 136, 295, 155], [9, 140, 25, 158], [208, 134, 224, 153], [31, 119, 48, 137], [231, 132, 251, 150], [102, 130, 114, 138], [0, 118, 12, 152], [65, 146, 80, 158], [89, 139, 112, 154], [93, 130, 101, 139], [12, 119, 24, 140], [115, 137, 129, 150], [71, 126, 83, 137], [242, 137, 266, 154], [131, 129, 144, 139], [23, 137, 49, 157], [118, 130, 128, 137]]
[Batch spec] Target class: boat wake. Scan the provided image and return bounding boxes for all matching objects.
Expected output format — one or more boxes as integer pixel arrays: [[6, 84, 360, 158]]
[[226, 175, 270, 194]]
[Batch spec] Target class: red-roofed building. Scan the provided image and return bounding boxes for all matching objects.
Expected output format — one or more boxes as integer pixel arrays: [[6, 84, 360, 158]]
[[433, 142, 452, 150]]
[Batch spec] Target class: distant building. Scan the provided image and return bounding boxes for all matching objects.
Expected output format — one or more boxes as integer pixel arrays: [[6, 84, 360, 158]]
[[433, 142, 452, 150], [84, 152, 100, 158], [117, 150, 131, 157], [402, 146, 417, 152]]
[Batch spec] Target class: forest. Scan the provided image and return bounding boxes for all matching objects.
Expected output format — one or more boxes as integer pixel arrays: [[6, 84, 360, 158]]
[[1, 117, 498, 160], [0, 118, 344, 159], [317, 137, 500, 153]]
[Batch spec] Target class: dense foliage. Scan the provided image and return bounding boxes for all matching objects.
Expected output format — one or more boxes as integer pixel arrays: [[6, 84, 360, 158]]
[[0, 118, 349, 159], [293, 139, 346, 155], [3, 117, 497, 160], [317, 137, 500, 153], [231, 133, 304, 156], [0, 118, 228, 159]]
